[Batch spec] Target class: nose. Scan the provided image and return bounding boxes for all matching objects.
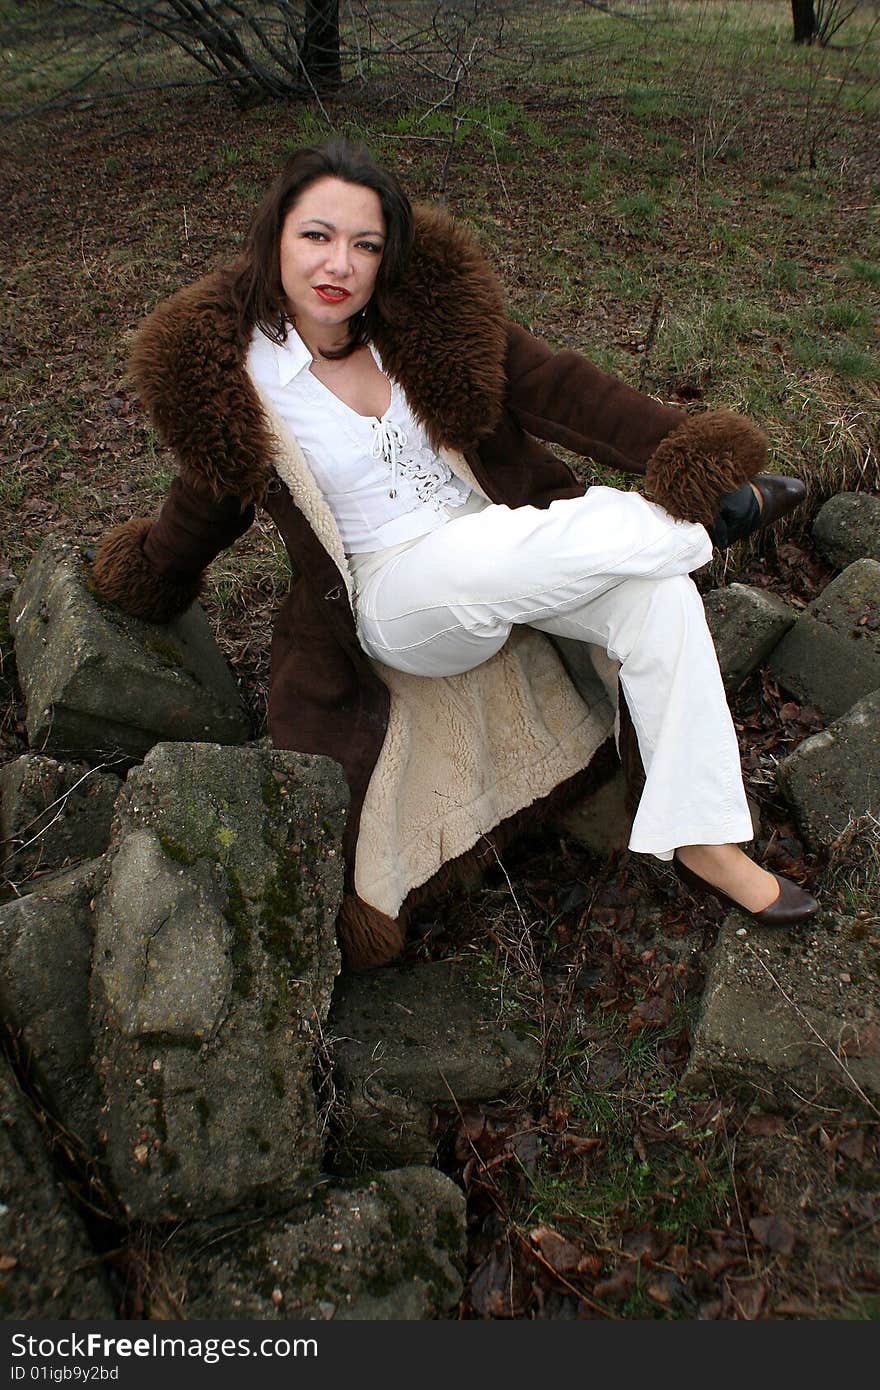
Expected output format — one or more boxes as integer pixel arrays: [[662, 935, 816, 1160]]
[[324, 238, 353, 279]]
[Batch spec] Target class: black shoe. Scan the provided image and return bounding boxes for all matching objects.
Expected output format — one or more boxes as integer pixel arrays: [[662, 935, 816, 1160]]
[[709, 473, 806, 550], [673, 854, 819, 926], [751, 472, 807, 530]]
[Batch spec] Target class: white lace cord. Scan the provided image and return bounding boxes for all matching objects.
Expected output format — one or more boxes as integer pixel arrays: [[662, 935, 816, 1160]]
[[370, 419, 408, 498]]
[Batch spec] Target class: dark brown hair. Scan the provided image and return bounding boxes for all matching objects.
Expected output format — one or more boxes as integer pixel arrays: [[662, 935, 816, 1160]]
[[230, 137, 413, 357]]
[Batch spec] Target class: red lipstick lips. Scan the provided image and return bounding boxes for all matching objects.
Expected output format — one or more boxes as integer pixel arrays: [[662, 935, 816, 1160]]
[[314, 285, 351, 303]]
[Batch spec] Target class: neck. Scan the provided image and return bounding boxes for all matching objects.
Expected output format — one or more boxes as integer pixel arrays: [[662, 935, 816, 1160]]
[[294, 320, 353, 361]]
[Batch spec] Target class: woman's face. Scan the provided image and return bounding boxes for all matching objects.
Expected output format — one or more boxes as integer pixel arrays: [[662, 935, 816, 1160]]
[[279, 176, 385, 342]]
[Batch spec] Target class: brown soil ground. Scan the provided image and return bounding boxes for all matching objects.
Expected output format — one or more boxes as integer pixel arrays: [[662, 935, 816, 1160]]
[[1, 37, 878, 1319]]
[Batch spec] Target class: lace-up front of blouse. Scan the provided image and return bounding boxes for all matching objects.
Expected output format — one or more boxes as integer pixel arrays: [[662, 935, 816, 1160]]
[[246, 323, 473, 554]]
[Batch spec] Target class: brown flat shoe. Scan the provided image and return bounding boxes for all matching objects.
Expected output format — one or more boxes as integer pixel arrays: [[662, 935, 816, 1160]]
[[673, 855, 819, 925]]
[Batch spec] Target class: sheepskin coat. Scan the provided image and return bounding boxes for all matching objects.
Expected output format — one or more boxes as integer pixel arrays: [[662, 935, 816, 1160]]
[[91, 204, 767, 969]]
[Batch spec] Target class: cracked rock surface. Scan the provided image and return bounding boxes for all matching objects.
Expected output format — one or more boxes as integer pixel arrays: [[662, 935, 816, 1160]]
[[90, 741, 348, 1222], [155, 1166, 467, 1320], [0, 1055, 115, 1318]]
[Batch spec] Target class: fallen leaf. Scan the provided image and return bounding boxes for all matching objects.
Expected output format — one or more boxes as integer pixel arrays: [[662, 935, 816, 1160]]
[[773, 1297, 819, 1316], [645, 1271, 694, 1311], [638, 1114, 674, 1143], [508, 1128, 540, 1175], [749, 1214, 796, 1255], [576, 1251, 604, 1278], [702, 1248, 745, 1278], [529, 1226, 585, 1276], [837, 1130, 866, 1163], [621, 1226, 673, 1262], [698, 1298, 723, 1320], [813, 1263, 843, 1290], [467, 1246, 528, 1319], [646, 1276, 675, 1305], [627, 994, 672, 1030], [743, 1113, 786, 1137], [557, 1134, 603, 1158], [0, 1255, 17, 1271], [593, 1263, 637, 1301], [725, 1276, 767, 1320]]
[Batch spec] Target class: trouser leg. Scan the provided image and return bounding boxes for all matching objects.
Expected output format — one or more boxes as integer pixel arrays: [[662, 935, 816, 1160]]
[[355, 487, 712, 677], [354, 486, 752, 858], [527, 575, 753, 857]]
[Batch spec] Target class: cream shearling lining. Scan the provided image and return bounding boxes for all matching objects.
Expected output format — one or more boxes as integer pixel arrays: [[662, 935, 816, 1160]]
[[262, 396, 615, 918], [360, 633, 613, 915]]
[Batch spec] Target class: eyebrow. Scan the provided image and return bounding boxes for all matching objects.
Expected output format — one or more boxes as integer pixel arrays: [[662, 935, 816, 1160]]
[[298, 217, 386, 238]]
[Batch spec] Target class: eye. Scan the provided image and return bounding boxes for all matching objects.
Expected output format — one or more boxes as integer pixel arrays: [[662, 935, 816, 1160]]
[[301, 230, 327, 242], [357, 241, 383, 255]]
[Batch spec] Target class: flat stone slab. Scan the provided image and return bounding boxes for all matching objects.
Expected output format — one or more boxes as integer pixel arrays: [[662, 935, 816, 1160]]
[[703, 583, 796, 693], [777, 688, 880, 850], [0, 753, 121, 884], [329, 959, 542, 1171], [91, 741, 347, 1221], [0, 858, 106, 1151], [813, 492, 880, 570], [156, 1167, 466, 1320], [9, 538, 250, 760], [683, 911, 880, 1114], [0, 1055, 115, 1317], [768, 559, 880, 722]]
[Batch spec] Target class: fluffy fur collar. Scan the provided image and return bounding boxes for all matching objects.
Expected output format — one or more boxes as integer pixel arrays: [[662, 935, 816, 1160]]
[[128, 205, 507, 507]]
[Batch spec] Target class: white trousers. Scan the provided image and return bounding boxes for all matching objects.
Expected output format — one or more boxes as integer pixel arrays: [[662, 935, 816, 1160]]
[[351, 487, 754, 859]]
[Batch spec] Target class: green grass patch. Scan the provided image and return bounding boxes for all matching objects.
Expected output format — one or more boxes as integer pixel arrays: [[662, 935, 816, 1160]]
[[764, 258, 802, 292], [791, 337, 880, 383], [823, 300, 872, 332], [846, 258, 880, 287], [521, 1007, 733, 1249], [613, 190, 660, 227]]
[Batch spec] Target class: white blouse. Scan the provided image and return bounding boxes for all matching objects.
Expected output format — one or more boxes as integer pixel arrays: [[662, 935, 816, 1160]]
[[246, 323, 474, 554]]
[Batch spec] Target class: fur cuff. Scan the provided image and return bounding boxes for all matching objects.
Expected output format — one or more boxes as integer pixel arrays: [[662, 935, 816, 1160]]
[[644, 410, 767, 528], [90, 518, 201, 623], [337, 894, 406, 971]]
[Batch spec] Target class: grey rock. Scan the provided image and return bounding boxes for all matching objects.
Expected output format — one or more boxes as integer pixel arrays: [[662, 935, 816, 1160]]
[[328, 959, 541, 1172], [768, 559, 880, 721], [157, 1167, 466, 1320], [703, 583, 796, 692], [0, 1054, 115, 1317], [0, 577, 17, 708], [96, 831, 233, 1041], [777, 688, 880, 851], [91, 741, 348, 1222], [682, 912, 879, 1113], [0, 858, 106, 1149], [8, 538, 250, 761], [1, 753, 121, 885], [813, 492, 880, 571]]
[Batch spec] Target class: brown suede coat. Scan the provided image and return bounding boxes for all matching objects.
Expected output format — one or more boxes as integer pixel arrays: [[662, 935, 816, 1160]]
[[92, 205, 767, 968]]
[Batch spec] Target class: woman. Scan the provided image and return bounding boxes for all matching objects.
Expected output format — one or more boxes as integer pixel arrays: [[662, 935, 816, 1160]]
[[91, 137, 818, 969]]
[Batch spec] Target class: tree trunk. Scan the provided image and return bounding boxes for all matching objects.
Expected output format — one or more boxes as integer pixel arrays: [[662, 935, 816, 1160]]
[[302, 0, 340, 89], [791, 0, 817, 44]]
